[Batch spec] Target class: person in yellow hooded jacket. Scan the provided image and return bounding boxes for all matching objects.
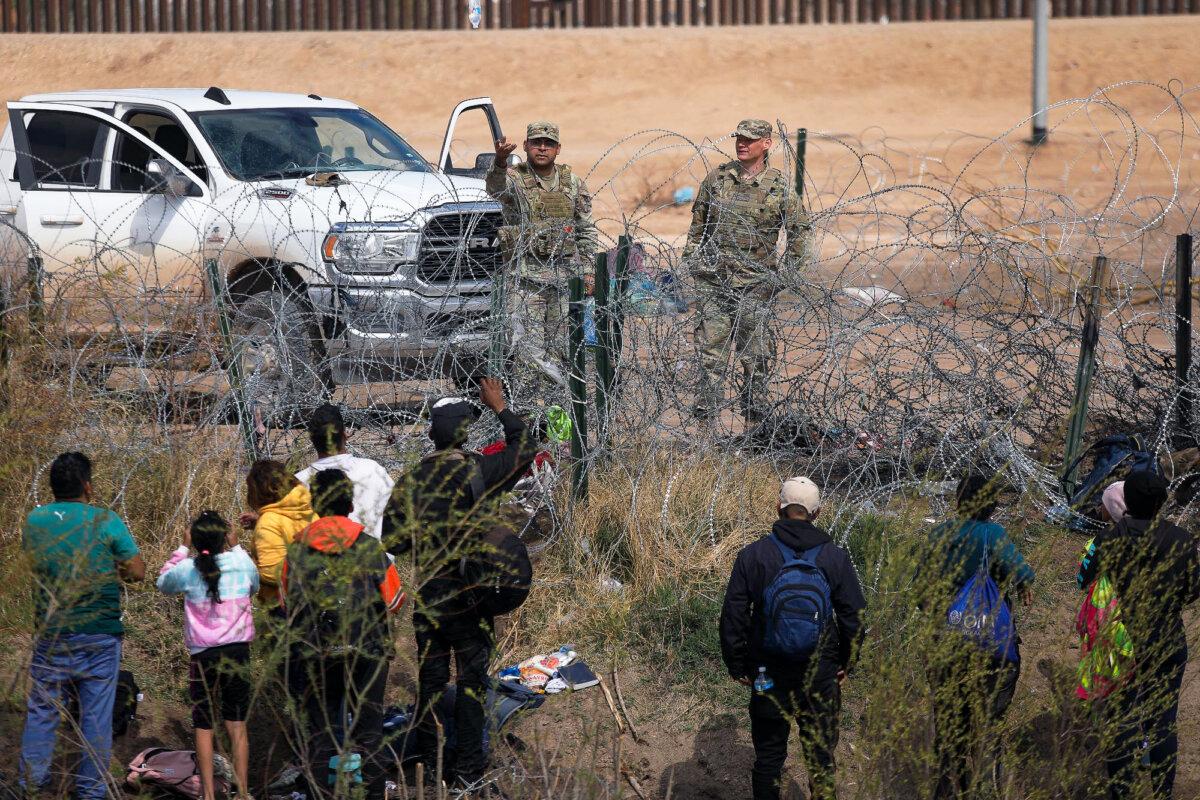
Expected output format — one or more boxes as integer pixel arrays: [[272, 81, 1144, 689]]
[[240, 460, 317, 605]]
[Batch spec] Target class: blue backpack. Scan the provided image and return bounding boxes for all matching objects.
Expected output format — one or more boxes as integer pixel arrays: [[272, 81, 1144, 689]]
[[761, 536, 833, 660], [945, 549, 1019, 662]]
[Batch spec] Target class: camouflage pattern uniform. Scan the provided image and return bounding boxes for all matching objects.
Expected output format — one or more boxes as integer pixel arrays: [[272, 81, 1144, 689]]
[[683, 119, 810, 422], [485, 121, 597, 390]]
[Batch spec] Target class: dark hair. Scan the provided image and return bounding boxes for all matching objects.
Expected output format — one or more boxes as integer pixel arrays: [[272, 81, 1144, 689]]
[[191, 511, 228, 604], [312, 469, 354, 518], [1123, 470, 1169, 520], [246, 459, 300, 511], [49, 452, 92, 501], [956, 473, 1000, 521], [308, 404, 346, 456]]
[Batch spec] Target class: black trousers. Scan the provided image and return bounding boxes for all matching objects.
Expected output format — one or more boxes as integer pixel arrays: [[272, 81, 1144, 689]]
[[288, 652, 390, 800], [414, 617, 494, 782], [749, 675, 841, 800], [1103, 645, 1186, 800], [928, 647, 1019, 799]]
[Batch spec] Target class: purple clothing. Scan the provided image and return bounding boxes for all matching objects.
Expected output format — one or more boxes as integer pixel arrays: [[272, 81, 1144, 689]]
[[157, 546, 258, 654]]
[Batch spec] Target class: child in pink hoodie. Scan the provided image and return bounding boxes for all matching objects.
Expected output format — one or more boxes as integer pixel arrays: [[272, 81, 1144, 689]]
[[158, 511, 258, 800]]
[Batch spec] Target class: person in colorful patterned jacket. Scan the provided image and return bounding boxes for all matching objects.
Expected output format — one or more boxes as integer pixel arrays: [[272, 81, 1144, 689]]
[[1076, 470, 1200, 800], [684, 118, 810, 424], [158, 510, 259, 800], [487, 121, 598, 392]]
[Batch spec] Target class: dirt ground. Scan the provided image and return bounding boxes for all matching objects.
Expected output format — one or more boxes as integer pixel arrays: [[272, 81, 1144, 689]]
[[0, 17, 1198, 250]]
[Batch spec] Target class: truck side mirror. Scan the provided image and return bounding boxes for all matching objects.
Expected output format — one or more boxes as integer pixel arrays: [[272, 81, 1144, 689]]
[[144, 158, 194, 197]]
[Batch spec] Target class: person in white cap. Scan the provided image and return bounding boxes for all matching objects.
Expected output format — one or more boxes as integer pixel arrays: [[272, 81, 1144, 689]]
[[719, 476, 866, 800]]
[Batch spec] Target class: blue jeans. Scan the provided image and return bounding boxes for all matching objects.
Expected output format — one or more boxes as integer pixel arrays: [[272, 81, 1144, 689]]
[[20, 633, 122, 799]]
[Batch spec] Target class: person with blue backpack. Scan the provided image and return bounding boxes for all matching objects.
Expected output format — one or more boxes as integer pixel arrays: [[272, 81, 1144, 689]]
[[719, 476, 866, 800], [924, 472, 1034, 799]]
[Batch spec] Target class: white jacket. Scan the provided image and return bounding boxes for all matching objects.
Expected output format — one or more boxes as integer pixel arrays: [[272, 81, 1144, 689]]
[[296, 453, 393, 540]]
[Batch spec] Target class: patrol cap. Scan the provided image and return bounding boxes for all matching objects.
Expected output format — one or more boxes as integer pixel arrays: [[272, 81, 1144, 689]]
[[734, 119, 773, 140], [526, 121, 561, 144], [779, 476, 821, 514]]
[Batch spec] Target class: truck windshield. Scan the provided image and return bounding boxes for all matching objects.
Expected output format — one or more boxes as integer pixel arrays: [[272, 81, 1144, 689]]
[[192, 107, 430, 181]]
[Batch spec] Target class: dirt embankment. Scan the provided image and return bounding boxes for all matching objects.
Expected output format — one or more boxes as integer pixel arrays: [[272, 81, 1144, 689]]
[[0, 18, 1194, 166]]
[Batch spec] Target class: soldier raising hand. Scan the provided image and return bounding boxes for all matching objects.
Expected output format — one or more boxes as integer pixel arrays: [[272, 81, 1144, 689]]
[[486, 122, 598, 395]]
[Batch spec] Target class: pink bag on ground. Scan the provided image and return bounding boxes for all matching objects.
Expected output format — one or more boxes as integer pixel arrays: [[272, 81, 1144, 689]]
[[125, 747, 231, 799]]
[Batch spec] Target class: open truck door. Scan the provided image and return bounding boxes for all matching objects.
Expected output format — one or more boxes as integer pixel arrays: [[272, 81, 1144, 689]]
[[438, 97, 506, 179], [7, 101, 210, 343]]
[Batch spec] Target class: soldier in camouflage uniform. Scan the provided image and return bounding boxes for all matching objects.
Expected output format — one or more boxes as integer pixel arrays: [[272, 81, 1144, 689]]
[[486, 121, 597, 392], [683, 118, 810, 423]]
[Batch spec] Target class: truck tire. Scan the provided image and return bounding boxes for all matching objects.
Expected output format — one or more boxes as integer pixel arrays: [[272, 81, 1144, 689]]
[[231, 288, 330, 424]]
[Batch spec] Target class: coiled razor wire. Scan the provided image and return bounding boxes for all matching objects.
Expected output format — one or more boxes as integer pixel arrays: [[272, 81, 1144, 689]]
[[3, 80, 1200, 558]]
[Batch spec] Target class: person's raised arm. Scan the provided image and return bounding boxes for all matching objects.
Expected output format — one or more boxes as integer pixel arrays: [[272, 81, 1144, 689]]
[[486, 137, 518, 202], [476, 377, 535, 492]]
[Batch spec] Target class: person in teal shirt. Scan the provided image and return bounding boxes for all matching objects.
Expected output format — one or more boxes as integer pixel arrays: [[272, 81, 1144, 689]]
[[924, 473, 1035, 799], [19, 452, 145, 800]]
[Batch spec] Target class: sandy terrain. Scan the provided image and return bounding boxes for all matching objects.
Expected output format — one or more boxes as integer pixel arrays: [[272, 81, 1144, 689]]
[[0, 17, 1193, 154]]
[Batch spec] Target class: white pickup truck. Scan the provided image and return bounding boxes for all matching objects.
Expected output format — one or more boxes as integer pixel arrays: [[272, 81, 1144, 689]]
[[0, 87, 507, 410]]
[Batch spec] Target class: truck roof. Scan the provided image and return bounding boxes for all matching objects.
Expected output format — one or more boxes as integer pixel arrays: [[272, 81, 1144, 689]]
[[18, 88, 360, 112]]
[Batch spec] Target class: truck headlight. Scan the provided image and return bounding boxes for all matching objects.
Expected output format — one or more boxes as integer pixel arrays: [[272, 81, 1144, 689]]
[[322, 222, 420, 275]]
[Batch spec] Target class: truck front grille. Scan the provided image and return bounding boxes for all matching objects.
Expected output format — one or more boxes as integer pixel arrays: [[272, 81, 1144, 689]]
[[417, 211, 504, 283]]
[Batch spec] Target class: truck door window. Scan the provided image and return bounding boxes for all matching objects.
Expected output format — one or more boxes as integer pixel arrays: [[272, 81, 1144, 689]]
[[111, 111, 208, 191], [442, 106, 497, 177], [21, 110, 106, 187]]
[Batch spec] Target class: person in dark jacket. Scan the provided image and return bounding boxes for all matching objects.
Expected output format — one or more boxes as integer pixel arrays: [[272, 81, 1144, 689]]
[[382, 377, 534, 792], [923, 472, 1034, 800], [1076, 470, 1200, 800], [280, 469, 405, 800], [719, 476, 867, 800]]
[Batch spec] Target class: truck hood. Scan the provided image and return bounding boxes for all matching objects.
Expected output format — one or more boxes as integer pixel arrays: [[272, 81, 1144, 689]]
[[252, 169, 494, 226]]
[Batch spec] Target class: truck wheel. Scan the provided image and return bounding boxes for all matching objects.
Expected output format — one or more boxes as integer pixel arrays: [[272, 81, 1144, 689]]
[[231, 289, 330, 424]]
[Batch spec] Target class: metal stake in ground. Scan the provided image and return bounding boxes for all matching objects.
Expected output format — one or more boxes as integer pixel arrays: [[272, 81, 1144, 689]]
[[1062, 255, 1109, 496], [204, 257, 258, 461], [1176, 233, 1195, 450], [1031, 0, 1049, 145], [794, 127, 807, 210], [594, 251, 614, 454], [567, 275, 590, 500]]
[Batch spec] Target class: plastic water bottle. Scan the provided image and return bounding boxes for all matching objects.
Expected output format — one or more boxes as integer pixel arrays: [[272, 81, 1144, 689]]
[[753, 666, 774, 694], [469, 0, 482, 28]]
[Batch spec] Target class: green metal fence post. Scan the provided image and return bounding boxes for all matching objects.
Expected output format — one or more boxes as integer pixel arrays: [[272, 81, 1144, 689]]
[[26, 252, 43, 329], [593, 251, 612, 452], [1062, 255, 1109, 496], [609, 234, 631, 400], [488, 268, 507, 378], [567, 275, 589, 500], [795, 127, 807, 209], [204, 257, 258, 461]]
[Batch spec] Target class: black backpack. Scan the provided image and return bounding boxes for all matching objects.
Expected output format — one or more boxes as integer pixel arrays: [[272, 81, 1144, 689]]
[[461, 523, 533, 617], [1062, 434, 1160, 531], [435, 449, 534, 617], [286, 534, 392, 657]]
